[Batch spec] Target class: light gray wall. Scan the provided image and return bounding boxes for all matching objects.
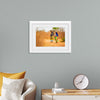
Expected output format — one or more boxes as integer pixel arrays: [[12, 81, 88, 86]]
[[0, 0, 100, 100]]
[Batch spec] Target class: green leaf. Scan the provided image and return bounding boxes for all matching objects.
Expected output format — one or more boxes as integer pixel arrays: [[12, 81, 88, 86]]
[[53, 27, 59, 30]]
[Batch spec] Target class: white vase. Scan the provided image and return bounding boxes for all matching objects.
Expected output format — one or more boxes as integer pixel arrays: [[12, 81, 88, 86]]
[[54, 82, 59, 88]]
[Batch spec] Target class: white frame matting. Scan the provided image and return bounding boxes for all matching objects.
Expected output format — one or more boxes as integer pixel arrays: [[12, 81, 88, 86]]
[[29, 21, 71, 53]]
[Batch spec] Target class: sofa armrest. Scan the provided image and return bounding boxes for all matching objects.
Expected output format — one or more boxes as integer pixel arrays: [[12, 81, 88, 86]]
[[21, 79, 36, 100]]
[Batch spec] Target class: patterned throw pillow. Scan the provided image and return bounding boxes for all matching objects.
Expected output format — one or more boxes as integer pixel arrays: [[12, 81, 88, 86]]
[[0, 71, 26, 96], [1, 77, 25, 100]]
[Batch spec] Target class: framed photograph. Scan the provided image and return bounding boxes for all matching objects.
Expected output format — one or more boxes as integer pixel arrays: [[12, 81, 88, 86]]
[[29, 21, 71, 53]]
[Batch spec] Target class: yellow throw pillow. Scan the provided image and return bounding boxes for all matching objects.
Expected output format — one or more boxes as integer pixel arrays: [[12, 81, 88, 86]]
[[0, 71, 26, 96]]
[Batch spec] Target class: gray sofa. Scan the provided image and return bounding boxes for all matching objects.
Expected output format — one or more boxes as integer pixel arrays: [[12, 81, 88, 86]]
[[21, 79, 36, 100]]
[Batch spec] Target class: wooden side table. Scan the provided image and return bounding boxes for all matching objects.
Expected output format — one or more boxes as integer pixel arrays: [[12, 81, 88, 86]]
[[42, 89, 100, 100]]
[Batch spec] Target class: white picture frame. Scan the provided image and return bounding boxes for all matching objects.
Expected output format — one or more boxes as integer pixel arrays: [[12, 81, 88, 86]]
[[29, 21, 71, 53]]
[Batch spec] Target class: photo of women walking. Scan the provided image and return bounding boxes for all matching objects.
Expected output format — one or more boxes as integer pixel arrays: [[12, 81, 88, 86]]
[[36, 27, 65, 47]]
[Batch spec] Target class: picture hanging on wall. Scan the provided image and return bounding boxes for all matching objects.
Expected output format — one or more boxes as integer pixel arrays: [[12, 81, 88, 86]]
[[29, 21, 71, 53]]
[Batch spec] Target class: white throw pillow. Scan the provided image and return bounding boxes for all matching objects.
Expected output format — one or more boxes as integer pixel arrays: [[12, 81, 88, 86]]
[[1, 77, 25, 100]]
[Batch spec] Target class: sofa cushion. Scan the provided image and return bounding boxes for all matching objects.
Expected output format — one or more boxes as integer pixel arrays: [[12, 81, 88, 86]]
[[1, 77, 25, 100], [0, 71, 26, 96]]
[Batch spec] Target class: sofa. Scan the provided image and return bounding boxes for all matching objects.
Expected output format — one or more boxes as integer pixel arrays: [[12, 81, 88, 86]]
[[0, 72, 36, 100], [21, 79, 36, 100]]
